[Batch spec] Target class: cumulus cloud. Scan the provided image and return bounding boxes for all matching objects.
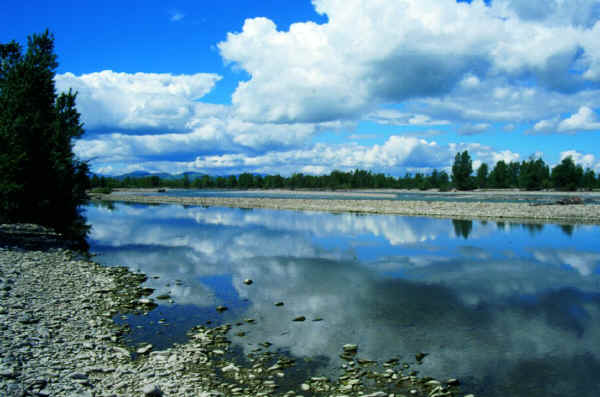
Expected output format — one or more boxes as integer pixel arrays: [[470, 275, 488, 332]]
[[218, 0, 600, 124], [55, 70, 222, 132], [367, 109, 450, 126], [559, 150, 599, 171], [530, 106, 600, 134], [557, 106, 600, 132], [187, 137, 519, 176]]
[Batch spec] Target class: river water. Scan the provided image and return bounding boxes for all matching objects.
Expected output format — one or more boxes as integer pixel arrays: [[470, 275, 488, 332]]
[[85, 201, 600, 397]]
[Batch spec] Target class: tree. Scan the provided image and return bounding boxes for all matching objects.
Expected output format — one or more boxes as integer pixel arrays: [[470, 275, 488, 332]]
[[451, 151, 474, 190], [519, 157, 549, 191], [489, 160, 509, 188], [475, 163, 488, 189], [551, 157, 583, 191], [582, 168, 596, 191], [1, 30, 89, 238]]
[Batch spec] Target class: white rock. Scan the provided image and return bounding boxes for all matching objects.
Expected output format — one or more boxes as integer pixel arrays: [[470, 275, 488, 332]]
[[221, 363, 239, 373]]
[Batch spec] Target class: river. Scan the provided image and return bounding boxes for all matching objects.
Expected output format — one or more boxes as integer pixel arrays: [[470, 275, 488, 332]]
[[85, 201, 600, 397]]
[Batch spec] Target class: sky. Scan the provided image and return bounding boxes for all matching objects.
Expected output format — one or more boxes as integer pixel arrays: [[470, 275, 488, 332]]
[[2, 0, 600, 176]]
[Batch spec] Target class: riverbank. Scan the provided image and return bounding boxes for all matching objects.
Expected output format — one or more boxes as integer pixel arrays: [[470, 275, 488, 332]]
[[93, 190, 600, 224], [0, 225, 470, 397]]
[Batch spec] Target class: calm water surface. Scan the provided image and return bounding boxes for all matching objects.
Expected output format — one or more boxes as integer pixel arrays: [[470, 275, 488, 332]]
[[85, 202, 600, 397]]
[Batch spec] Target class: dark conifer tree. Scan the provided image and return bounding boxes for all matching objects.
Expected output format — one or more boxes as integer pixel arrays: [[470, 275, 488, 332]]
[[0, 31, 89, 238]]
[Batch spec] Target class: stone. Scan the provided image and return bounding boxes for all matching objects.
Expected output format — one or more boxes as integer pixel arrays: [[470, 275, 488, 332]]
[[292, 316, 306, 322], [363, 392, 387, 397], [142, 384, 163, 396], [216, 305, 228, 313], [415, 352, 428, 362], [137, 344, 153, 354], [343, 344, 358, 352], [446, 378, 460, 386], [300, 383, 310, 391], [243, 279, 253, 285], [275, 302, 284, 306], [221, 363, 239, 373]]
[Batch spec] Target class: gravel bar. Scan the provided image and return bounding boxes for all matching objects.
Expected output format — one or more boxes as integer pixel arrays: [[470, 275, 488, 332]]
[[94, 193, 600, 224]]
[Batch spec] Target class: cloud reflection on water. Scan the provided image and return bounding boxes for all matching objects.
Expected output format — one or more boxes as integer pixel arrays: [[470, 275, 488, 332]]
[[86, 203, 600, 397]]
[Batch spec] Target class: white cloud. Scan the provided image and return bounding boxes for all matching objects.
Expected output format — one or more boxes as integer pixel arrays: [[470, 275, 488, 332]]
[[559, 150, 599, 171], [218, 0, 600, 124], [55, 71, 222, 132], [557, 106, 600, 132], [533, 116, 560, 133], [186, 137, 520, 176], [459, 123, 491, 135], [367, 109, 450, 126], [348, 134, 378, 141], [530, 106, 600, 134]]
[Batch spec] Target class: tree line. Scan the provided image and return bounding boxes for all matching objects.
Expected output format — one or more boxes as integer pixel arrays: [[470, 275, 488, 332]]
[[92, 151, 599, 192]]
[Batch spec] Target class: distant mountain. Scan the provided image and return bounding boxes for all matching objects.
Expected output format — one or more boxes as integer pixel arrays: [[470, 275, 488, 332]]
[[94, 171, 209, 180]]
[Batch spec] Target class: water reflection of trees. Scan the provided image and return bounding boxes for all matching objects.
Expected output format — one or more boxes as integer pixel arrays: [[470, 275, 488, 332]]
[[452, 219, 473, 239], [522, 223, 544, 236], [559, 224, 574, 236]]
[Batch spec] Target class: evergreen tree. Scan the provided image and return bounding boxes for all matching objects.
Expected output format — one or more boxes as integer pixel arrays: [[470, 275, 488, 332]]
[[451, 151, 474, 190], [582, 169, 596, 191], [519, 157, 549, 190], [489, 160, 509, 188], [1, 30, 89, 238], [551, 157, 583, 191], [475, 163, 488, 189]]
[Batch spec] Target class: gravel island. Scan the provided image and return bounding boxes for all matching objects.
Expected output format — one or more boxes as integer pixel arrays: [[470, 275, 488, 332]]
[[94, 190, 600, 224]]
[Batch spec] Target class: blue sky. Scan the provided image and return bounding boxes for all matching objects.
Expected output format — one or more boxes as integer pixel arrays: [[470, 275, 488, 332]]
[[2, 0, 600, 176]]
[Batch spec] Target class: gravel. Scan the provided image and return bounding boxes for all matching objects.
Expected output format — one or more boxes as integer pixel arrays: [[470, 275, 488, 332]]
[[94, 193, 600, 224]]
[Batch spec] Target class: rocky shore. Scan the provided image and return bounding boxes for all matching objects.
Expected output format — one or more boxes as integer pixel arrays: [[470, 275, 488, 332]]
[[94, 192, 600, 224], [1, 225, 473, 397]]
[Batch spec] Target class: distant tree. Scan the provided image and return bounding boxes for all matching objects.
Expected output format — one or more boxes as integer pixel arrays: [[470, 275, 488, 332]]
[[438, 171, 451, 191], [551, 157, 583, 191], [582, 168, 596, 191], [182, 173, 191, 188], [149, 175, 160, 187], [507, 161, 521, 188], [519, 157, 549, 190], [489, 160, 509, 188], [451, 151, 475, 190], [475, 163, 488, 189], [226, 175, 237, 188], [0, 30, 89, 238], [238, 173, 254, 189]]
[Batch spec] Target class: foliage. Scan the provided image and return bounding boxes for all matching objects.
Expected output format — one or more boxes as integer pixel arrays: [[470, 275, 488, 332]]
[[0, 30, 89, 238], [551, 157, 583, 191], [90, 151, 599, 192], [451, 151, 475, 190], [475, 163, 488, 189], [519, 157, 549, 191]]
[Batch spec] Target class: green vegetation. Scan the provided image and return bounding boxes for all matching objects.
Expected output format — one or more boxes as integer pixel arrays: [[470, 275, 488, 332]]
[[452, 151, 475, 190], [91, 152, 599, 192], [0, 31, 89, 239]]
